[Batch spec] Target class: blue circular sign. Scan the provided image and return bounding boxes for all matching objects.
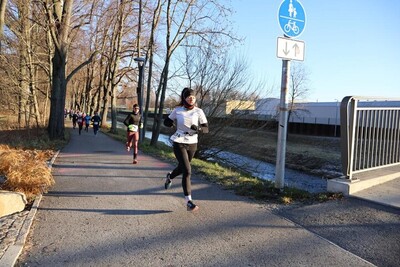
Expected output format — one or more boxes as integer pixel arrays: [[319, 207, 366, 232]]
[[278, 0, 306, 38]]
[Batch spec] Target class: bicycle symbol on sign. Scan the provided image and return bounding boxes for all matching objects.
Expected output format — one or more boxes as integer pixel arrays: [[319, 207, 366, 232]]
[[284, 20, 299, 35]]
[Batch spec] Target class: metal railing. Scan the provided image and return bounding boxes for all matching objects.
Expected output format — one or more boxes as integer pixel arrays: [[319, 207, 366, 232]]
[[340, 96, 400, 180]]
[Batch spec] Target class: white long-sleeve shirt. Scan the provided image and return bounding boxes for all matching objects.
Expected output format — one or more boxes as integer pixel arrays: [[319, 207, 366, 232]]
[[168, 106, 208, 144]]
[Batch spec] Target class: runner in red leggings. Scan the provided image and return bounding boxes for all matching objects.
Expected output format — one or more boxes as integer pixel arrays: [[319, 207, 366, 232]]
[[123, 104, 141, 164]]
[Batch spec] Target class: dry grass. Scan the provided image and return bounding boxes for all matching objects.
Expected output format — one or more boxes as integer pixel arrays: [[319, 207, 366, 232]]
[[0, 114, 66, 202], [0, 145, 54, 201], [0, 112, 17, 130]]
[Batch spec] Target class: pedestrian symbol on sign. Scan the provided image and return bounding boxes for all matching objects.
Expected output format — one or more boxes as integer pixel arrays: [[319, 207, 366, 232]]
[[288, 0, 297, 17]]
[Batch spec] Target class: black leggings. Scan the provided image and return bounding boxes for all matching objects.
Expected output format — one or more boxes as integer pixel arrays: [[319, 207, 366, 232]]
[[170, 142, 197, 196]]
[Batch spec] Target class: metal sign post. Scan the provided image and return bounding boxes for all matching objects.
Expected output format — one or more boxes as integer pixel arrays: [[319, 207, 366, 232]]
[[275, 0, 306, 190], [275, 59, 290, 189]]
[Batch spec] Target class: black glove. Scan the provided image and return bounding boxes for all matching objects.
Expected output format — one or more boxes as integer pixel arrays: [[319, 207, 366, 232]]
[[190, 124, 198, 132]]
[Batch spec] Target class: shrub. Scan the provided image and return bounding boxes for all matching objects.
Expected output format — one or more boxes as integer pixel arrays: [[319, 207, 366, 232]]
[[0, 145, 55, 201]]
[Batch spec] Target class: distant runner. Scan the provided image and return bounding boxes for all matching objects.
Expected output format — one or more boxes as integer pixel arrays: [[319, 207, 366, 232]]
[[91, 112, 101, 136], [72, 111, 78, 129], [77, 112, 84, 135], [84, 113, 91, 132]]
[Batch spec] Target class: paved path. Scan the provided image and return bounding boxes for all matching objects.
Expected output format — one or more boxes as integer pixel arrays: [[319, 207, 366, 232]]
[[2, 127, 399, 266], [353, 176, 400, 209]]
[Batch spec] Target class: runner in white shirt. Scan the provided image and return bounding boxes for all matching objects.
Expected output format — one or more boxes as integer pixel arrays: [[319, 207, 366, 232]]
[[163, 88, 209, 211]]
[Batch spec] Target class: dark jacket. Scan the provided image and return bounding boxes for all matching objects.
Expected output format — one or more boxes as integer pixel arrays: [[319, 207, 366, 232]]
[[123, 112, 141, 132]]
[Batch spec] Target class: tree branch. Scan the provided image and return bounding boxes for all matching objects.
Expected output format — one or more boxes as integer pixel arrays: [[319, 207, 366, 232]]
[[66, 51, 99, 84]]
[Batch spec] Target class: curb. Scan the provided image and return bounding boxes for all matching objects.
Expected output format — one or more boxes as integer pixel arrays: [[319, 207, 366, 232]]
[[0, 195, 42, 267], [0, 150, 60, 267]]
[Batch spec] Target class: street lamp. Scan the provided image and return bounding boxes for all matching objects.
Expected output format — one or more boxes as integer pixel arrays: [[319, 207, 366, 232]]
[[134, 57, 145, 143]]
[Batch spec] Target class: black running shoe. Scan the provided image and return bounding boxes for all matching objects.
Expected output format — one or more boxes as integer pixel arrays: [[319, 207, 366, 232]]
[[187, 201, 199, 211], [164, 172, 172, 189]]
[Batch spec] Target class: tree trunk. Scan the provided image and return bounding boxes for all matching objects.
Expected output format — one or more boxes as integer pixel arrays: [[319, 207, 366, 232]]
[[150, 74, 162, 146], [29, 58, 41, 127], [94, 83, 102, 114], [48, 46, 67, 139], [46, 0, 73, 139], [43, 28, 54, 126], [24, 2, 41, 127], [110, 92, 117, 133], [143, 0, 162, 140], [101, 83, 110, 128], [18, 2, 30, 128], [46, 0, 97, 138], [150, 65, 168, 146], [98, 0, 128, 133], [0, 0, 7, 50], [85, 66, 94, 115]]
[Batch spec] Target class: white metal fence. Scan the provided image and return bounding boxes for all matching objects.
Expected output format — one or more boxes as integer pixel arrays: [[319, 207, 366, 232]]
[[340, 96, 400, 180]]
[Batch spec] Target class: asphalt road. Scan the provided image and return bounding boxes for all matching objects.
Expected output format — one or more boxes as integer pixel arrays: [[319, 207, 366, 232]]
[[15, 127, 400, 267]]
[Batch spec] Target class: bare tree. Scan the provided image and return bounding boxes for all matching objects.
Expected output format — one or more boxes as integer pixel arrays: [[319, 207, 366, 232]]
[[288, 62, 311, 123], [1, 0, 46, 128], [22, 2, 42, 127], [44, 0, 73, 139], [101, 0, 131, 133], [150, 0, 237, 146], [44, 0, 98, 139], [142, 0, 163, 138], [94, 0, 137, 133], [1, 0, 246, 144], [178, 39, 263, 155], [17, 1, 30, 127]]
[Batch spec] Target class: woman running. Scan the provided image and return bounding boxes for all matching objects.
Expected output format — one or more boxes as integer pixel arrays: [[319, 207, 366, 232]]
[[163, 88, 209, 211]]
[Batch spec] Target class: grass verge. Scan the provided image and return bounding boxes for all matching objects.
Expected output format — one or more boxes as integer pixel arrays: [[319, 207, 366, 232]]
[[104, 126, 342, 205]]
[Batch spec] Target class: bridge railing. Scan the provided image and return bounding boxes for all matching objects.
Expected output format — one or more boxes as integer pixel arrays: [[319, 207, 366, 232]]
[[340, 96, 400, 180]]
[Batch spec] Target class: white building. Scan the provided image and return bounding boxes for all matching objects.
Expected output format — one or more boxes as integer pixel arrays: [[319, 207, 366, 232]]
[[254, 98, 400, 126], [255, 98, 340, 126]]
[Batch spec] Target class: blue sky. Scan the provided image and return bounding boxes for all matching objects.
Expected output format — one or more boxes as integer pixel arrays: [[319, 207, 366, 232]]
[[230, 0, 400, 102]]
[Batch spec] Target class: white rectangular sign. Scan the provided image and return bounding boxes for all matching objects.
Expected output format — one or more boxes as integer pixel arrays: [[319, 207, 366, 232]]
[[276, 37, 305, 61]]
